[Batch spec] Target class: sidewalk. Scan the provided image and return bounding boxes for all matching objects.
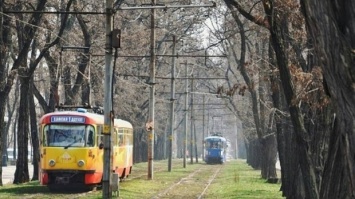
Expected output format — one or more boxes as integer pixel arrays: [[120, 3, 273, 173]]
[[1, 164, 34, 184]]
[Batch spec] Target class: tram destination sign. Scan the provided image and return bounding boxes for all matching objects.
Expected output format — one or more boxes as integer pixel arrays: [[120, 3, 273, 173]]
[[51, 116, 86, 123]]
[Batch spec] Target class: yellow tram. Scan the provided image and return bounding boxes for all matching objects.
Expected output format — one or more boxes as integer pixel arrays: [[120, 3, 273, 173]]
[[38, 108, 133, 190]]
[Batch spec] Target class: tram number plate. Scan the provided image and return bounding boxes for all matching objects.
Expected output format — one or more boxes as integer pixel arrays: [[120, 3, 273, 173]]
[[55, 176, 69, 184]]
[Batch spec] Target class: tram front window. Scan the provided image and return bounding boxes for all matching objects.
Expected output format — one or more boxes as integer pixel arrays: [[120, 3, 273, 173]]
[[44, 124, 88, 147], [207, 141, 221, 149]]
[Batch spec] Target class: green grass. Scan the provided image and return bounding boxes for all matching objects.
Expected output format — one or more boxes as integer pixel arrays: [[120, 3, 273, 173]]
[[0, 159, 284, 199], [206, 159, 284, 199]]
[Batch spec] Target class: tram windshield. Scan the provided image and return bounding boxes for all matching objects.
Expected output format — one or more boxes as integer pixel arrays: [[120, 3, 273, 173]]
[[43, 124, 95, 147], [205, 140, 223, 149]]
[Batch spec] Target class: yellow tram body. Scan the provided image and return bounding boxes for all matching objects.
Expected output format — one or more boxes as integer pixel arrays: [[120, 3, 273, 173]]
[[39, 108, 133, 189]]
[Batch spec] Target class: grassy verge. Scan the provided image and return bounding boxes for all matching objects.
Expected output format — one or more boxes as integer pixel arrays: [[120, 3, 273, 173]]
[[206, 159, 284, 199], [0, 159, 284, 198]]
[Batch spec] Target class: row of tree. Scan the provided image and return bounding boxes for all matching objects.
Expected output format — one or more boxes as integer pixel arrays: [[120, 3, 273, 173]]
[[220, 1, 355, 199]]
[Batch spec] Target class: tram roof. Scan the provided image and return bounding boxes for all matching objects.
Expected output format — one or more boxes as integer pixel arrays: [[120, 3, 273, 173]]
[[40, 110, 133, 129], [204, 136, 227, 142], [113, 118, 133, 128]]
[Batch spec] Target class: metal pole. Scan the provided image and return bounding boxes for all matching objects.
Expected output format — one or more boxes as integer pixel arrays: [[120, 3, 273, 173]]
[[168, 36, 176, 171], [207, 111, 210, 136], [163, 117, 167, 159], [190, 74, 194, 164], [202, 96, 205, 161], [183, 62, 188, 168], [194, 122, 198, 163], [235, 116, 238, 159], [103, 0, 114, 198], [147, 0, 156, 180]]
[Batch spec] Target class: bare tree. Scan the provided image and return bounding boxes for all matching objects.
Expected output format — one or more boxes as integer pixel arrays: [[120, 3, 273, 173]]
[[302, 1, 355, 198], [222, 1, 334, 198]]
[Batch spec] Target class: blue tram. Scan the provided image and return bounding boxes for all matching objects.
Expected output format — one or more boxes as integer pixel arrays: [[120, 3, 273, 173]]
[[204, 135, 227, 164]]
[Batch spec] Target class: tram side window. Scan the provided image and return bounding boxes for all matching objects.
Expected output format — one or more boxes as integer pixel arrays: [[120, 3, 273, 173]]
[[118, 129, 124, 146], [43, 126, 49, 146], [123, 128, 132, 145], [97, 135, 104, 148], [114, 128, 118, 146], [43, 126, 58, 146], [87, 130, 94, 146], [126, 130, 133, 145], [87, 126, 95, 147]]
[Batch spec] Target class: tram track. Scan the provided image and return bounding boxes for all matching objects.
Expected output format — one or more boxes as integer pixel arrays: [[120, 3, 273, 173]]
[[0, 160, 284, 199], [198, 166, 221, 199], [122, 167, 166, 181], [121, 159, 179, 182], [151, 163, 223, 199]]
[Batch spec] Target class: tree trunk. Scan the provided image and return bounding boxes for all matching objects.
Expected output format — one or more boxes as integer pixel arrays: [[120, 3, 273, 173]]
[[224, 2, 277, 179], [29, 77, 39, 180], [246, 139, 261, 169], [1, 0, 47, 183], [261, 134, 277, 180], [268, 41, 300, 198], [0, 95, 6, 186], [263, 2, 319, 198], [14, 72, 30, 184], [301, 1, 355, 198], [0, 1, 13, 186]]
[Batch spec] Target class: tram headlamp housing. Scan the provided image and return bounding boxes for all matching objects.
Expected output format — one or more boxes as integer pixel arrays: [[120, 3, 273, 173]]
[[77, 160, 85, 167], [49, 159, 56, 167]]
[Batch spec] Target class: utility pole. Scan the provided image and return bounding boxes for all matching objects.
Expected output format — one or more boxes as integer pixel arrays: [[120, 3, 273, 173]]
[[183, 61, 188, 168], [194, 120, 198, 163], [207, 110, 210, 136], [168, 36, 176, 171], [190, 74, 194, 164], [235, 116, 239, 159], [103, 0, 114, 198], [147, 0, 156, 180], [202, 95, 205, 160]]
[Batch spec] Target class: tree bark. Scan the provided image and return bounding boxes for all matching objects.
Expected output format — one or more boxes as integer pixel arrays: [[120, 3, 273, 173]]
[[29, 77, 39, 181], [301, 1, 355, 198], [263, 1, 319, 198], [0, 0, 47, 185], [14, 69, 30, 184], [224, 1, 277, 179]]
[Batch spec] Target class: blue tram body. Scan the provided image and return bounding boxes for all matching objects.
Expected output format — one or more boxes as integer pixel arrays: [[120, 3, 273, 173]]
[[204, 135, 227, 164]]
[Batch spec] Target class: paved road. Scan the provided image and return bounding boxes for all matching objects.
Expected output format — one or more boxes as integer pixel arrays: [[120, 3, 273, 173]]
[[1, 164, 34, 184]]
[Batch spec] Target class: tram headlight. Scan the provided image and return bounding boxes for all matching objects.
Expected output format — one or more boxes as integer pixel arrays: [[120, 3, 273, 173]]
[[77, 160, 85, 167], [49, 159, 56, 167]]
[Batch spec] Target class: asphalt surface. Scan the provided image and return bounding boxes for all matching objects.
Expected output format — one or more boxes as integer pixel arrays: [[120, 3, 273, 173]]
[[1, 164, 34, 184]]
